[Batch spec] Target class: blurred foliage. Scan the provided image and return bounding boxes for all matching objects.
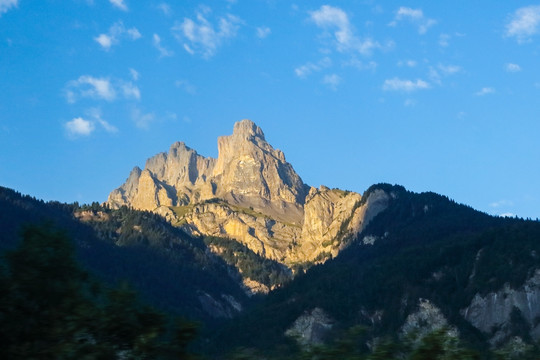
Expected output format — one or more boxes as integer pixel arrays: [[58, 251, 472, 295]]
[[0, 224, 199, 359]]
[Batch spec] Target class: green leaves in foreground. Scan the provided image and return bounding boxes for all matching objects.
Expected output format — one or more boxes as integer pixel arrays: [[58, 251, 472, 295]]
[[0, 224, 198, 359]]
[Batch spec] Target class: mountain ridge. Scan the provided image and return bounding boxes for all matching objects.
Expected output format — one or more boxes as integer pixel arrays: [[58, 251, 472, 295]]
[[107, 119, 389, 267]]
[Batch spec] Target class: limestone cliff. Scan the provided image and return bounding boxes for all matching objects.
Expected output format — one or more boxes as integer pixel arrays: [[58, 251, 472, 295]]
[[462, 269, 540, 345], [107, 119, 389, 267]]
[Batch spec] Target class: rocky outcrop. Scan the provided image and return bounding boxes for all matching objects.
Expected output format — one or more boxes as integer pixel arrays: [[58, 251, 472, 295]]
[[285, 308, 334, 347], [107, 119, 389, 267], [462, 269, 540, 345], [402, 298, 457, 342]]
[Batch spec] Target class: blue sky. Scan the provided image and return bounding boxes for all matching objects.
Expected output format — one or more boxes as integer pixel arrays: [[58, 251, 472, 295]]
[[1, 0, 539, 219]]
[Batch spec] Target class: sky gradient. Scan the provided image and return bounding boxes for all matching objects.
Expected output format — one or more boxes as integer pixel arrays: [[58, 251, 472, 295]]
[[1, 0, 539, 219]]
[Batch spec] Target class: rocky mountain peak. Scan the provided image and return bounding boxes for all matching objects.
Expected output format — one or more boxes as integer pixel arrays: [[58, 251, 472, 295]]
[[232, 119, 265, 141], [107, 119, 388, 266]]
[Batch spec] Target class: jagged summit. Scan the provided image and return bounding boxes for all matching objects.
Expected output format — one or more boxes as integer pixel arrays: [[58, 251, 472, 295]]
[[232, 119, 265, 140], [107, 119, 389, 266], [108, 119, 306, 220]]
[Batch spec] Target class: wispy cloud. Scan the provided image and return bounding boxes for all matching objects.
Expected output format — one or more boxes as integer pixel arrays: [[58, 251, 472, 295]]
[[438, 64, 461, 75], [64, 109, 118, 138], [131, 107, 155, 129], [404, 99, 416, 107], [294, 57, 331, 78], [157, 2, 171, 16], [65, 117, 95, 137], [86, 108, 118, 133], [345, 58, 377, 71], [153, 33, 174, 57], [439, 33, 450, 47], [505, 63, 521, 72], [175, 79, 197, 94], [397, 59, 417, 67], [475, 87, 495, 96], [65, 75, 140, 103], [322, 74, 341, 91], [505, 5, 540, 43], [428, 64, 462, 85], [172, 9, 242, 58], [389, 7, 436, 34], [256, 26, 271, 39], [490, 199, 514, 208], [94, 21, 141, 51], [499, 213, 516, 218], [129, 68, 139, 81], [109, 0, 127, 11], [309, 5, 382, 55], [121, 82, 140, 100], [66, 76, 116, 102], [382, 78, 430, 92], [0, 0, 18, 16]]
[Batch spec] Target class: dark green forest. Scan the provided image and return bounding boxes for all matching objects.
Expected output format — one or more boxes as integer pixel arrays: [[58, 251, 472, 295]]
[[2, 185, 540, 359]]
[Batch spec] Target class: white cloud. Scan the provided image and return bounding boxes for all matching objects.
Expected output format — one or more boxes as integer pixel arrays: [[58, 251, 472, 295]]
[[397, 59, 417, 67], [153, 33, 174, 57], [256, 26, 271, 39], [505, 6, 540, 42], [309, 5, 381, 55], [131, 107, 155, 129], [65, 109, 118, 138], [383, 78, 430, 92], [322, 74, 341, 90], [345, 58, 377, 71], [66, 74, 140, 103], [475, 87, 495, 96], [67, 76, 116, 102], [109, 0, 127, 11], [429, 64, 461, 85], [294, 57, 331, 78], [490, 199, 514, 208], [121, 82, 140, 100], [499, 213, 516, 218], [94, 34, 113, 49], [506, 63, 521, 72], [390, 7, 436, 34], [158, 3, 171, 16], [175, 79, 197, 94], [0, 0, 18, 16], [428, 67, 441, 85], [65, 117, 95, 137], [404, 99, 416, 107], [129, 68, 139, 81], [172, 10, 242, 58], [438, 64, 461, 75], [439, 33, 450, 47], [126, 27, 141, 40], [86, 108, 118, 133], [94, 21, 141, 51]]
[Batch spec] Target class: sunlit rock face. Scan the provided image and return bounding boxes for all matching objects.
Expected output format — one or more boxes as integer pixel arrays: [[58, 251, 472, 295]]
[[107, 119, 389, 266]]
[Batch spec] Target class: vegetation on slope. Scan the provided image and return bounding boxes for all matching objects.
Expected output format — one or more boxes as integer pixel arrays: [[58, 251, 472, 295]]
[[210, 184, 540, 357]]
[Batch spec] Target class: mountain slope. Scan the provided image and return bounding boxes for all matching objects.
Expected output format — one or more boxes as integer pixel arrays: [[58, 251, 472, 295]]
[[0, 186, 249, 322], [210, 184, 540, 354]]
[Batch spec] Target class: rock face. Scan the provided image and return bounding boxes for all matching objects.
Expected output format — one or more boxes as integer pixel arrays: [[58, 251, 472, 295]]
[[107, 119, 389, 266], [285, 308, 334, 347], [402, 299, 457, 343], [462, 269, 540, 345]]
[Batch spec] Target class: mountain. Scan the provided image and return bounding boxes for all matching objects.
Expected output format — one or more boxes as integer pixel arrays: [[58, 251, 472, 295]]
[[4, 119, 540, 358], [0, 186, 249, 322], [107, 119, 389, 268], [210, 184, 540, 356]]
